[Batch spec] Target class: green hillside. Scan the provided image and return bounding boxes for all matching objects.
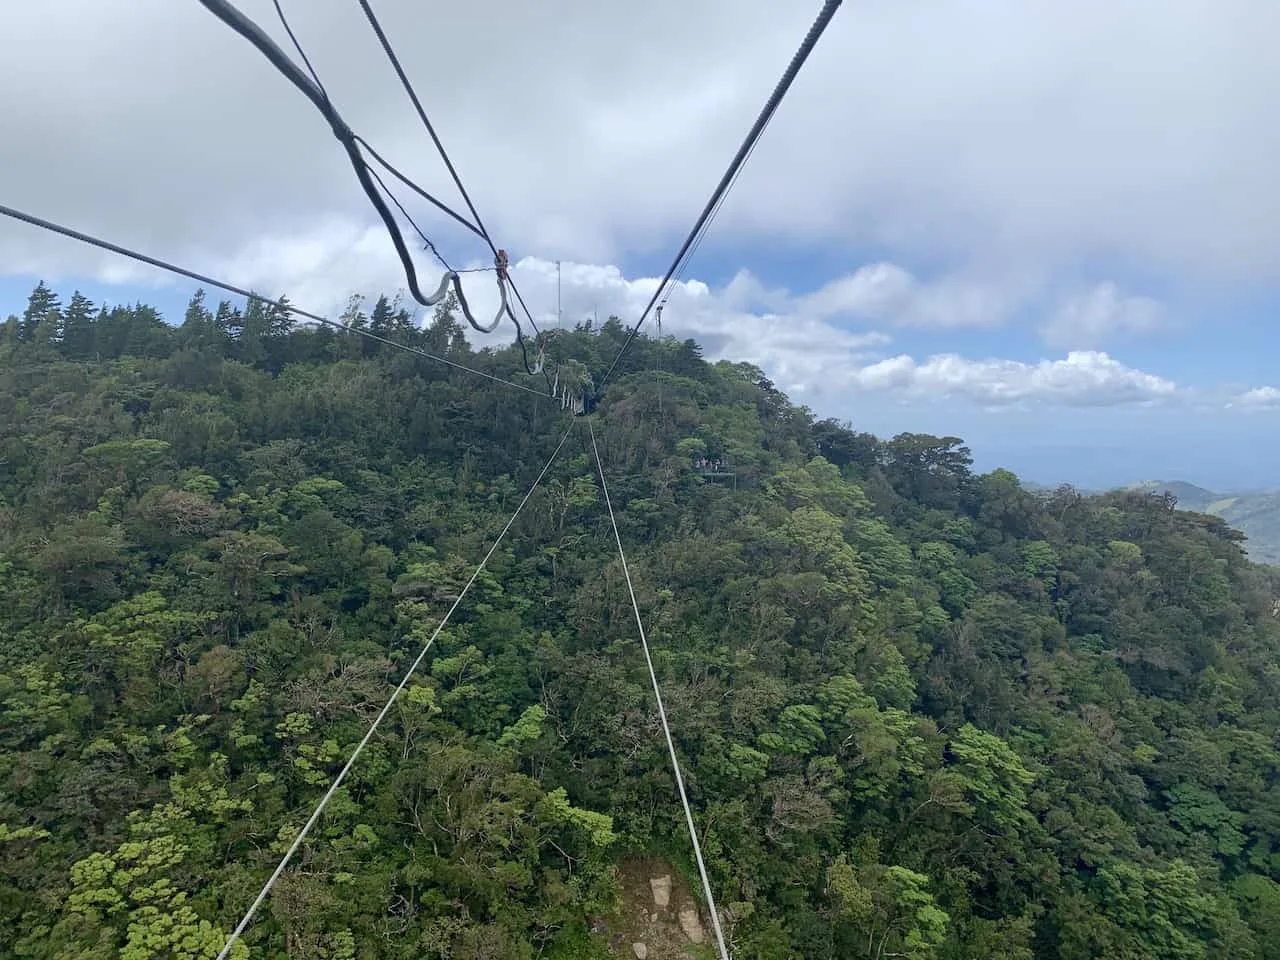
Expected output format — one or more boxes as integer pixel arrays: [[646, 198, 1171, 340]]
[[1130, 481, 1280, 566], [3, 283, 1280, 959]]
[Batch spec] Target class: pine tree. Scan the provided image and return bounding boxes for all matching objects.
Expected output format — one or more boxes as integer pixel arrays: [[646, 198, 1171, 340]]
[[60, 291, 96, 359], [236, 297, 269, 367], [369, 294, 393, 335], [387, 292, 415, 336], [265, 295, 295, 339], [123, 303, 169, 358], [20, 281, 61, 342], [214, 299, 243, 341], [425, 293, 467, 354], [183, 289, 212, 328]]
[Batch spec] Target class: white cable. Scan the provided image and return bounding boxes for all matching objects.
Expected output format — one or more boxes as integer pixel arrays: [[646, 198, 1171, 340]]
[[586, 418, 731, 960], [216, 423, 574, 960]]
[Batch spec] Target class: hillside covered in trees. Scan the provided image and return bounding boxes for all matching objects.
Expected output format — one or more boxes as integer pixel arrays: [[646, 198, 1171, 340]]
[[1125, 481, 1280, 567], [3, 281, 1280, 959]]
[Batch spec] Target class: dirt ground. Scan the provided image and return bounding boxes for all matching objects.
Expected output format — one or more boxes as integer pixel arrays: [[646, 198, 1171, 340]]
[[589, 855, 718, 960]]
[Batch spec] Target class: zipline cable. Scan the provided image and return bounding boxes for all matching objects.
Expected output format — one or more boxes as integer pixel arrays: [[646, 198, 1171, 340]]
[[195, 0, 492, 313], [366, 161, 454, 270], [258, 0, 542, 368], [586, 418, 732, 960], [271, 0, 327, 97], [0, 202, 548, 399], [597, 0, 843, 391], [267, 0, 453, 274], [659, 112, 769, 315], [354, 133, 483, 253], [215, 421, 576, 960], [353, 0, 544, 340]]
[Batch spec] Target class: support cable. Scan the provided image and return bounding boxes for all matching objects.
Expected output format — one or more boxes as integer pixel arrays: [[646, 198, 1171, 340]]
[[353, 0, 544, 340], [597, 0, 843, 391], [366, 161, 453, 270], [254, 0, 542, 371], [271, 0, 327, 96], [249, 0, 539, 364], [0, 202, 547, 399], [586, 418, 731, 960], [195, 0, 493, 312], [216, 422, 576, 960]]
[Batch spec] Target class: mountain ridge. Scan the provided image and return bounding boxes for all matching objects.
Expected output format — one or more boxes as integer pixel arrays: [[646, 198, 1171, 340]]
[[1118, 480, 1280, 565], [1023, 478, 1279, 565]]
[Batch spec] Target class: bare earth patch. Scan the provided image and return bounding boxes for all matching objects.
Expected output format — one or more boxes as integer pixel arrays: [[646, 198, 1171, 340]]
[[589, 855, 716, 959]]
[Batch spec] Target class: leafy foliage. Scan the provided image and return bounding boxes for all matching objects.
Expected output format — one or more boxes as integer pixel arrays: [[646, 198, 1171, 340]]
[[2, 284, 1279, 958]]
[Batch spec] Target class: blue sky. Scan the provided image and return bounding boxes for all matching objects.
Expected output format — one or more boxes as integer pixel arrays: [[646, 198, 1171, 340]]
[[3, 0, 1279, 492], [7, 252, 1276, 492]]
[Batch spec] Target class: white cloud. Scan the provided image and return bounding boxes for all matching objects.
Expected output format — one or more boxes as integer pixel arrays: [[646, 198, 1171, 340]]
[[1228, 386, 1280, 410], [0, 187, 1187, 415], [801, 263, 1031, 329], [166, 225, 1176, 412], [846, 351, 1179, 408], [1039, 282, 1166, 349], [1, 0, 1279, 290]]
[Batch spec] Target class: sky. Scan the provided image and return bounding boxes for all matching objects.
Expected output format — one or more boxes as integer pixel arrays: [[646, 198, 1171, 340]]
[[3, 0, 1280, 491]]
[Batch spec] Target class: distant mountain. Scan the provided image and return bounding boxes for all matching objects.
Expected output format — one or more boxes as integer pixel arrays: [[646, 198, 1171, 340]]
[[1126, 480, 1280, 565]]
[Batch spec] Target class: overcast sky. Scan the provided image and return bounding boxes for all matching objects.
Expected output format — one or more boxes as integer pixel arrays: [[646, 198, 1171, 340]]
[[3, 0, 1279, 490]]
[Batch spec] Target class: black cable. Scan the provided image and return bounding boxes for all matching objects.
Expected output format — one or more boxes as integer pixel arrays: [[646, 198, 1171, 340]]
[[0, 202, 548, 399], [271, 0, 327, 98], [352, 0, 492, 247], [354, 134, 486, 240], [365, 162, 452, 270], [596, 0, 843, 391], [252, 0, 537, 377], [353, 0, 543, 340], [194, 0, 481, 311], [658, 112, 767, 311], [266, 2, 483, 241]]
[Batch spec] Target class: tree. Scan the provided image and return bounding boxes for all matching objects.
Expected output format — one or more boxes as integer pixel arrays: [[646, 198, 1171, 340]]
[[60, 291, 96, 358], [2, 280, 1279, 960], [20, 280, 61, 342], [829, 855, 950, 959], [884, 433, 972, 511]]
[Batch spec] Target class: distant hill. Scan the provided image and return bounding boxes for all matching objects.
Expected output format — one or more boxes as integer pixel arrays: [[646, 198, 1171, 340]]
[[1127, 480, 1280, 565]]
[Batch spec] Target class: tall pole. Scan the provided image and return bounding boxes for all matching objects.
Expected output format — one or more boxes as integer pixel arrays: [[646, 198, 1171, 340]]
[[556, 260, 562, 328]]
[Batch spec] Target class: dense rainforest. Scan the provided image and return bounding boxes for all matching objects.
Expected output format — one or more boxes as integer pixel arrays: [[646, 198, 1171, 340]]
[[2, 280, 1280, 960]]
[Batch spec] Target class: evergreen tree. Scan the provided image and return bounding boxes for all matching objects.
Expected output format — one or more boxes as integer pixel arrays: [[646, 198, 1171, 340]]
[[368, 294, 393, 335], [235, 297, 269, 367], [265, 294, 295, 339], [20, 281, 61, 342], [214, 299, 243, 341], [59, 291, 96, 359]]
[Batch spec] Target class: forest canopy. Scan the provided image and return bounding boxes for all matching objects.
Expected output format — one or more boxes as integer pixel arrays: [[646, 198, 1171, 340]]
[[2, 281, 1279, 959]]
